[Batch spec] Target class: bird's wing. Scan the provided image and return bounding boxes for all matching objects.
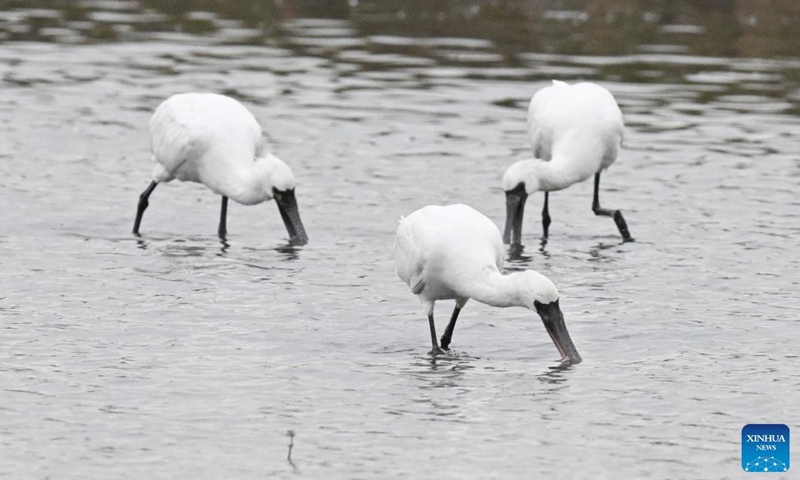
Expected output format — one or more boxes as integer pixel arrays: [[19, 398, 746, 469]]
[[149, 93, 265, 178], [149, 97, 211, 177], [530, 81, 624, 169]]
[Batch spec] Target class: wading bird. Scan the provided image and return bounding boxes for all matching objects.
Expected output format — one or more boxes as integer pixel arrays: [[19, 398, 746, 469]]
[[395, 204, 582, 363], [503, 81, 632, 245], [132, 93, 308, 244]]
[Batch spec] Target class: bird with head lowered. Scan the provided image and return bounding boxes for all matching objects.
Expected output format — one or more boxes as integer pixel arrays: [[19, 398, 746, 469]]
[[395, 204, 581, 364], [503, 81, 632, 246], [133, 92, 308, 244]]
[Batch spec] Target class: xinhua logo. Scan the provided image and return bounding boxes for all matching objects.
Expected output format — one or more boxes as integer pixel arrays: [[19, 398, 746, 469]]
[[742, 424, 790, 473]]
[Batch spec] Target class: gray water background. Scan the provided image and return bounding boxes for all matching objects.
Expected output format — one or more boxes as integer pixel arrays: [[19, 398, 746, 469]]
[[1, 1, 799, 479]]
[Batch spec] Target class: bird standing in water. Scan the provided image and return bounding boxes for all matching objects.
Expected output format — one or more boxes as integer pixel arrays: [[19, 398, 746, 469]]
[[133, 92, 308, 244], [395, 204, 582, 364], [503, 81, 632, 246]]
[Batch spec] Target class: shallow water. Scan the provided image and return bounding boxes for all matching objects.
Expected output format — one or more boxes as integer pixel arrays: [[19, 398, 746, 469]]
[[1, 1, 799, 479]]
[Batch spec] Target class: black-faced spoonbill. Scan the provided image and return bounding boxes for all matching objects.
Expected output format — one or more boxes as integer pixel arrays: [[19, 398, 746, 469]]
[[503, 81, 632, 245], [395, 204, 582, 364], [132, 93, 308, 244]]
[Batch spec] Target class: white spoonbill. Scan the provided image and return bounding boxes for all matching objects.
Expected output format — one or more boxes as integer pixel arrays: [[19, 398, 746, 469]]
[[502, 80, 632, 245], [132, 92, 308, 244], [395, 204, 582, 363]]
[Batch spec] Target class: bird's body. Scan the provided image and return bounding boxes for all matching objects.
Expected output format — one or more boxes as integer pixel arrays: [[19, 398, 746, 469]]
[[396, 204, 504, 310], [525, 81, 623, 188], [150, 93, 264, 196], [395, 204, 581, 363], [503, 81, 632, 244], [133, 93, 308, 243]]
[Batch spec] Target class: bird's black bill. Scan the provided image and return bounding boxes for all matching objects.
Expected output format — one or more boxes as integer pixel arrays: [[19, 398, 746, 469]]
[[133, 180, 158, 235], [535, 299, 582, 365], [503, 183, 527, 245], [274, 188, 308, 245]]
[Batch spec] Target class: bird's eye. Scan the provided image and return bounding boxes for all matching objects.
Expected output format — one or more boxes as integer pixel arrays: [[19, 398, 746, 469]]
[[274, 192, 283, 201]]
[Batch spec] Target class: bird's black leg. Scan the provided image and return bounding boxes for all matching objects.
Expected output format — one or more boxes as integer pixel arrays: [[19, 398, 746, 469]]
[[542, 192, 551, 239], [592, 172, 633, 242], [218, 196, 228, 238], [133, 181, 158, 235], [440, 305, 461, 350], [428, 314, 444, 356]]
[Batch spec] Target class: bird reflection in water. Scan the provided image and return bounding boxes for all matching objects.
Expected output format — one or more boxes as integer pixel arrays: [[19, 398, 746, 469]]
[[588, 240, 627, 262], [406, 352, 479, 390], [217, 237, 230, 256], [506, 243, 534, 271], [274, 240, 302, 261], [539, 361, 576, 384]]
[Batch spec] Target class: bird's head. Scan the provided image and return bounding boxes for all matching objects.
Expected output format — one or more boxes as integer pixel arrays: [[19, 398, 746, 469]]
[[257, 154, 308, 245], [501, 160, 539, 246], [520, 270, 582, 365]]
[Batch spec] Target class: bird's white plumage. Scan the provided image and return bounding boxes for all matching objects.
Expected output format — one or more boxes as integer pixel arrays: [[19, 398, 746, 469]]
[[395, 205, 582, 362], [395, 205, 558, 316], [148, 93, 295, 205], [502, 81, 624, 193], [396, 204, 504, 301]]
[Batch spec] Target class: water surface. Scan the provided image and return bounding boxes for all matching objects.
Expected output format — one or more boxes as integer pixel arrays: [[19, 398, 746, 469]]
[[1, 1, 799, 479]]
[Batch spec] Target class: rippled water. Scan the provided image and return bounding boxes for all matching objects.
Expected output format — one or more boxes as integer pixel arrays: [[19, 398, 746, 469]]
[[1, 2, 799, 479]]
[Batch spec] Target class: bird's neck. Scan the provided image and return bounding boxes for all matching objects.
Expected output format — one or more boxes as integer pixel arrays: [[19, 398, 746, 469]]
[[224, 159, 272, 206], [531, 159, 587, 192], [462, 270, 529, 309]]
